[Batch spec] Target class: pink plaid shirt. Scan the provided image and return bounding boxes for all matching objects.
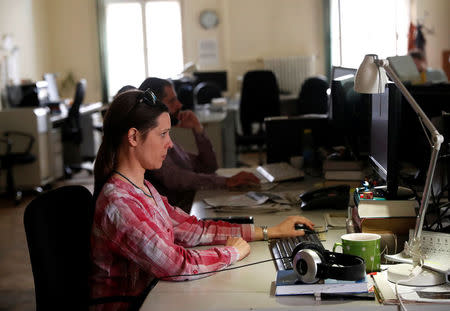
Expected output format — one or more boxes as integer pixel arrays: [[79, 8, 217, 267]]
[[89, 176, 254, 311]]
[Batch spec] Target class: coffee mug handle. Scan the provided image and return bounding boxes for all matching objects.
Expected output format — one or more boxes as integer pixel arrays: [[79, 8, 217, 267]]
[[333, 242, 342, 252]]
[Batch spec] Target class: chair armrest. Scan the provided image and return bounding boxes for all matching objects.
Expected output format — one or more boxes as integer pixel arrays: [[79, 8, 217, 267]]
[[4, 131, 35, 153], [0, 137, 12, 155]]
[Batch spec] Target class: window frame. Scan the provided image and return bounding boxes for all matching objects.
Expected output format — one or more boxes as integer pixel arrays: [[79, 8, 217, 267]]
[[329, 0, 410, 70], [96, 0, 184, 101]]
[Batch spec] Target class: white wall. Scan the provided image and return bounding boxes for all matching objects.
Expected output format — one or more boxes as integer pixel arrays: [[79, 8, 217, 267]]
[[416, 0, 450, 70], [181, 0, 325, 94], [45, 0, 101, 102], [0, 0, 50, 82], [0, 0, 448, 104]]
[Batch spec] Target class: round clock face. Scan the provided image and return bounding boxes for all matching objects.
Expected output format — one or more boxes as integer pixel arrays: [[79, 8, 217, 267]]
[[200, 10, 219, 29]]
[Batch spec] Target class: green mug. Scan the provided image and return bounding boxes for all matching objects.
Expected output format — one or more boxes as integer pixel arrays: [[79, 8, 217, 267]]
[[333, 233, 381, 273]]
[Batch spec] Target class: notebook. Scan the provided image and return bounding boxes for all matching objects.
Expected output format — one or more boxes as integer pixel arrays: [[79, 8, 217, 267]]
[[256, 162, 304, 183]]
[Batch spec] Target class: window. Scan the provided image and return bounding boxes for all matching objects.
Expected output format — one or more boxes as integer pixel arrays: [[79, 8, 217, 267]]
[[101, 0, 184, 98], [331, 0, 410, 69]]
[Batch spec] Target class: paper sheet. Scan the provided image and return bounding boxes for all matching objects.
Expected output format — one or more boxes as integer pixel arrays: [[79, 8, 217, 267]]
[[372, 269, 450, 304]]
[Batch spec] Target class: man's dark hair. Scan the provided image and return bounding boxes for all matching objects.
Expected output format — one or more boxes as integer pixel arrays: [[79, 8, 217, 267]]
[[114, 85, 136, 99], [139, 78, 173, 100]]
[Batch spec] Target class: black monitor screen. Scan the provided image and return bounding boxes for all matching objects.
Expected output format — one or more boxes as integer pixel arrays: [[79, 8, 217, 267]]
[[330, 74, 370, 158], [331, 66, 357, 83], [370, 86, 390, 180], [369, 82, 403, 199], [193, 71, 227, 92]]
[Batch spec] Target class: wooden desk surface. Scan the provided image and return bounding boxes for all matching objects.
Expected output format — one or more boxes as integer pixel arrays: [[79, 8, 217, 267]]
[[140, 180, 448, 311]]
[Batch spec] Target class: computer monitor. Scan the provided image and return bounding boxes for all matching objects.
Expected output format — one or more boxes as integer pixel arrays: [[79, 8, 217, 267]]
[[43, 73, 60, 103], [193, 71, 227, 92], [330, 74, 371, 158], [265, 115, 329, 164], [369, 82, 402, 199], [396, 83, 450, 194], [370, 82, 450, 200], [6, 81, 50, 108], [330, 66, 357, 82]]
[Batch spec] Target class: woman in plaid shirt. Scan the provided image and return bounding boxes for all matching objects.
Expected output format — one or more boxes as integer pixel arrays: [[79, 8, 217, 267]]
[[89, 89, 314, 310]]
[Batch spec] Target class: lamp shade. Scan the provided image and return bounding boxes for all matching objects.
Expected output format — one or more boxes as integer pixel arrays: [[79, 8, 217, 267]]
[[354, 54, 388, 94]]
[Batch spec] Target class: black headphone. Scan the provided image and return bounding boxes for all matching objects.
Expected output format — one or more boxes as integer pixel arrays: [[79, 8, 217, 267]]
[[291, 242, 366, 284]]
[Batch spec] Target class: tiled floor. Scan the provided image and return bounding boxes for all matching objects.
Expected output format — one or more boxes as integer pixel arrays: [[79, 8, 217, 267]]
[[0, 171, 94, 311]]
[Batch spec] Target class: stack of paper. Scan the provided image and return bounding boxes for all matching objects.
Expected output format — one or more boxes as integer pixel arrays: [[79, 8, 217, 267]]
[[372, 269, 450, 305]]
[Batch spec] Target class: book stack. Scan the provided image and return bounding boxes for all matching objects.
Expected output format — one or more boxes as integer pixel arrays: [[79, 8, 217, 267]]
[[353, 186, 419, 235], [322, 159, 366, 189], [275, 270, 369, 296]]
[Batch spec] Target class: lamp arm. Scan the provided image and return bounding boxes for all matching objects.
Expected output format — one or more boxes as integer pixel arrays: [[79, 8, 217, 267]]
[[378, 60, 439, 135], [377, 59, 444, 264]]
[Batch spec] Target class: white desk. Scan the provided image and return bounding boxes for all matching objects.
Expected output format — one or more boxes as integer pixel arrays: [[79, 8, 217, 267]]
[[0, 102, 107, 190], [49, 101, 105, 124], [0, 107, 61, 189], [140, 180, 449, 311]]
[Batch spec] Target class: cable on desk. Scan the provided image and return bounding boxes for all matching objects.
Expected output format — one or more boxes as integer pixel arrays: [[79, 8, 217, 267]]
[[158, 257, 289, 280]]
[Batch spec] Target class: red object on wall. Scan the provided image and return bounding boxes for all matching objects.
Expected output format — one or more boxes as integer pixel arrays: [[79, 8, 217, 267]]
[[443, 50, 450, 81], [407, 22, 417, 51]]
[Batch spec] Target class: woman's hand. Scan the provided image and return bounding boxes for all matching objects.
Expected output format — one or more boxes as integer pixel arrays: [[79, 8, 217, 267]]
[[225, 237, 251, 261], [267, 216, 315, 239]]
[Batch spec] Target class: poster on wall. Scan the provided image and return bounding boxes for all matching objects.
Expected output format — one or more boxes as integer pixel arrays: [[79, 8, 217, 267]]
[[198, 38, 219, 66]]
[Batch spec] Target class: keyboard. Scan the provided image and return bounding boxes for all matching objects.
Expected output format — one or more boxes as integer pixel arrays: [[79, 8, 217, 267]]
[[269, 233, 324, 271]]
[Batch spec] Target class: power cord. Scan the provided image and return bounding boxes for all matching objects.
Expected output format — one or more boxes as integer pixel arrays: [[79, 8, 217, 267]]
[[158, 257, 289, 280]]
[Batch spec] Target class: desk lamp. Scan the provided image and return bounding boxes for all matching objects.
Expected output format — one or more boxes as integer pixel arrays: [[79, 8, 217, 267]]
[[354, 54, 445, 286]]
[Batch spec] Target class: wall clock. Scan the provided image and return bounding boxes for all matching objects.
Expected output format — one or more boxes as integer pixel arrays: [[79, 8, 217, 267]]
[[199, 10, 219, 29]]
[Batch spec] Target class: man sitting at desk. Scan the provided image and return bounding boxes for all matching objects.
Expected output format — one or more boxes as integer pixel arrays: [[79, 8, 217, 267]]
[[138, 77, 259, 211]]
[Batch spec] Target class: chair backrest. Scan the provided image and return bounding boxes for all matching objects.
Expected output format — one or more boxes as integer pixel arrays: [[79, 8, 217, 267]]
[[297, 76, 329, 115], [193, 81, 222, 106], [24, 185, 94, 311], [63, 79, 87, 144], [240, 70, 280, 135]]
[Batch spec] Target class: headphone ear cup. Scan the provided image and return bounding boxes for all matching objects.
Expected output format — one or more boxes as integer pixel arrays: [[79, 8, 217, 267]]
[[291, 241, 326, 261], [291, 241, 327, 284]]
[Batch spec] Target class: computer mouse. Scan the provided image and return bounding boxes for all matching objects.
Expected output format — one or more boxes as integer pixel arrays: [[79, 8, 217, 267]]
[[294, 224, 315, 234]]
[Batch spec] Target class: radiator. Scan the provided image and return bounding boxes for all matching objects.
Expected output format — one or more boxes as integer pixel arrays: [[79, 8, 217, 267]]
[[263, 55, 316, 95]]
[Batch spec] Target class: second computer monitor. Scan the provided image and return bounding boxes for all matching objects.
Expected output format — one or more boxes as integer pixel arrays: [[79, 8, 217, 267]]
[[193, 71, 227, 92], [330, 74, 370, 158]]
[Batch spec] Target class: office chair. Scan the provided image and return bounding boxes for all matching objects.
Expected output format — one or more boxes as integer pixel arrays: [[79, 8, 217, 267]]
[[297, 76, 329, 115], [24, 185, 148, 311], [0, 131, 37, 204], [236, 70, 280, 165], [61, 79, 93, 177], [193, 81, 222, 106]]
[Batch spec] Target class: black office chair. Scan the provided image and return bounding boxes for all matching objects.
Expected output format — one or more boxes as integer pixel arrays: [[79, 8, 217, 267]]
[[193, 81, 222, 106], [297, 76, 329, 115], [0, 131, 37, 204], [62, 79, 93, 177], [236, 70, 280, 165], [24, 185, 148, 311]]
